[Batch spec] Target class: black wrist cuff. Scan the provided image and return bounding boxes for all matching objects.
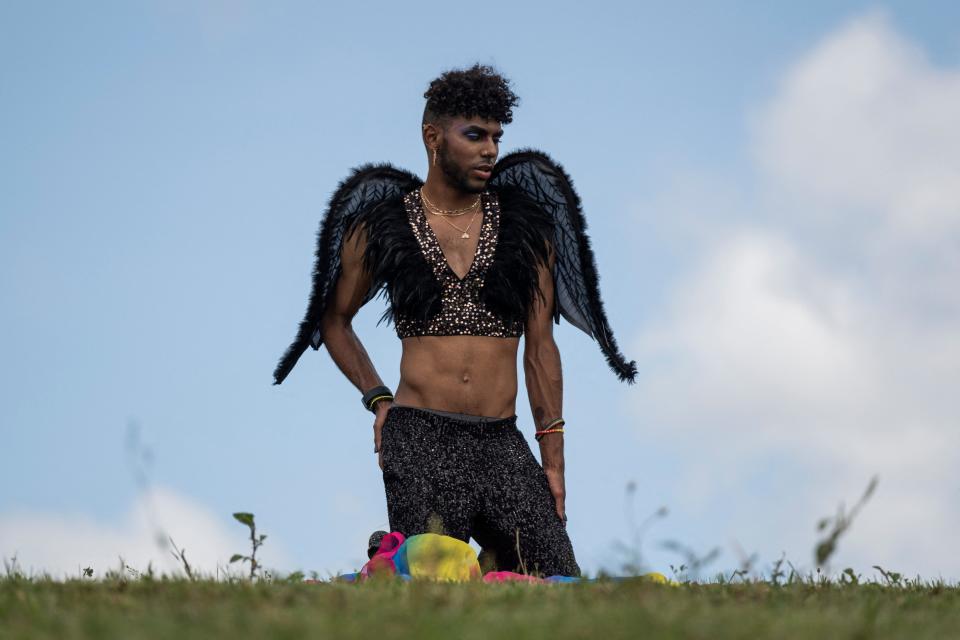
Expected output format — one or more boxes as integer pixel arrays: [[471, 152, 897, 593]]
[[361, 385, 393, 413]]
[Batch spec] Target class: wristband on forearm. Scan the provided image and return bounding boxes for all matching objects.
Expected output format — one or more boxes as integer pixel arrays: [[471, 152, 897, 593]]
[[535, 417, 566, 441], [361, 385, 394, 413]]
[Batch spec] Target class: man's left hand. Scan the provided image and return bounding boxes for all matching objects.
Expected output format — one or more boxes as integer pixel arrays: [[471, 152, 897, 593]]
[[539, 434, 567, 525]]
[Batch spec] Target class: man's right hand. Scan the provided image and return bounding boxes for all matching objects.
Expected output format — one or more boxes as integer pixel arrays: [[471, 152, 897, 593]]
[[373, 400, 394, 471]]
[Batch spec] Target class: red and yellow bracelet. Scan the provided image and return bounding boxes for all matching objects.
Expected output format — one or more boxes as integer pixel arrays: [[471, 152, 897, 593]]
[[535, 418, 566, 441]]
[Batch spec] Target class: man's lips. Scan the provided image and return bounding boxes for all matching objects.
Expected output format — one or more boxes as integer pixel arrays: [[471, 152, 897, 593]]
[[472, 166, 492, 179]]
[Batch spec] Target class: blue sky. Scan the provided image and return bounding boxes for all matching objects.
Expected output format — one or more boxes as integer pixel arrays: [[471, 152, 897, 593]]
[[3, 1, 960, 580]]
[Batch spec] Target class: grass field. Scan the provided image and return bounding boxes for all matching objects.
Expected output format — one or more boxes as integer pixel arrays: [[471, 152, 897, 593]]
[[2, 574, 958, 640], [4, 484, 951, 639]]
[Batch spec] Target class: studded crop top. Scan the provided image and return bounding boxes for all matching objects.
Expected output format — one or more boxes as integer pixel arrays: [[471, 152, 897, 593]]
[[392, 189, 525, 339], [272, 153, 639, 387]]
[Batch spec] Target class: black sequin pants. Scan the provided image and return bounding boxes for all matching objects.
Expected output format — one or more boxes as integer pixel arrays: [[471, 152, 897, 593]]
[[380, 405, 581, 577]]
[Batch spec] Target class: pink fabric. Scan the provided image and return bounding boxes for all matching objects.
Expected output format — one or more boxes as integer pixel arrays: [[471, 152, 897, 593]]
[[359, 532, 406, 579], [482, 571, 546, 584]]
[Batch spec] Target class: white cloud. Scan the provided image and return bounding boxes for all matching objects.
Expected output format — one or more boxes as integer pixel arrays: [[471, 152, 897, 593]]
[[0, 487, 284, 579], [753, 10, 960, 240], [631, 11, 960, 578]]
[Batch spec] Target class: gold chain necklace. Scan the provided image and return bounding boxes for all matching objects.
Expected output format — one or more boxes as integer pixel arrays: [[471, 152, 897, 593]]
[[436, 206, 481, 239], [420, 188, 480, 216]]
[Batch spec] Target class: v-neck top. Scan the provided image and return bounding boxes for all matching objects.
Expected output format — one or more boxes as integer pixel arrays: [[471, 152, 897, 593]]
[[393, 189, 525, 339]]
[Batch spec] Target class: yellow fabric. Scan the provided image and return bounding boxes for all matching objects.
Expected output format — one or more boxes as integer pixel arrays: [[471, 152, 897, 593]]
[[405, 533, 482, 582], [642, 571, 680, 586]]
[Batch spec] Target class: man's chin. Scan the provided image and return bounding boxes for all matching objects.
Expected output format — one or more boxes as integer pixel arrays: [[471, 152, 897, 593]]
[[463, 177, 488, 194], [442, 165, 488, 193]]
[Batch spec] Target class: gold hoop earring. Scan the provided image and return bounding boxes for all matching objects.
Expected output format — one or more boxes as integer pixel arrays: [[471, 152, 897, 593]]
[[432, 147, 438, 166]]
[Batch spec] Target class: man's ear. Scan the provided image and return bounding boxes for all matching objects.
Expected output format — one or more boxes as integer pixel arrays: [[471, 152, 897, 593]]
[[422, 123, 442, 149]]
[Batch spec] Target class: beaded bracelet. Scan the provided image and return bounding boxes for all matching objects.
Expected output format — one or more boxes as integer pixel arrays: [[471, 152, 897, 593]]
[[535, 417, 566, 441], [542, 417, 565, 430], [535, 427, 565, 441]]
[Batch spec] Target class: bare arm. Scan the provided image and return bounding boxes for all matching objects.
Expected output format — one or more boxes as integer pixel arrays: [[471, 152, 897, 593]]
[[320, 223, 393, 466], [523, 249, 567, 524]]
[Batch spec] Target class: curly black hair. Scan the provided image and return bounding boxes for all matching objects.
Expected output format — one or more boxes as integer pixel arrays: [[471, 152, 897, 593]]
[[423, 63, 519, 125]]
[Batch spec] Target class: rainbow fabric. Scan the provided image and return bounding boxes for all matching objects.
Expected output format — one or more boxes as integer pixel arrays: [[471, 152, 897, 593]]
[[340, 532, 675, 584], [359, 532, 481, 582]]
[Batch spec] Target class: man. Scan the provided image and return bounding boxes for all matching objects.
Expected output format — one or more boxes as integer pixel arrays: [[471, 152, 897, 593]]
[[273, 64, 636, 577]]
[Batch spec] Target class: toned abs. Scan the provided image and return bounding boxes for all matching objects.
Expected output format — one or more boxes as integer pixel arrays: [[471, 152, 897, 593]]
[[394, 335, 520, 418]]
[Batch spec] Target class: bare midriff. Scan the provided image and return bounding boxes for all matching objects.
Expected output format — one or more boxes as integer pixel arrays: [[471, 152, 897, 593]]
[[394, 335, 521, 418]]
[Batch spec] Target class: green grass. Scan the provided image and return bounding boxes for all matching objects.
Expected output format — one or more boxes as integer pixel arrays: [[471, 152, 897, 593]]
[[2, 576, 958, 639], [1, 479, 945, 638]]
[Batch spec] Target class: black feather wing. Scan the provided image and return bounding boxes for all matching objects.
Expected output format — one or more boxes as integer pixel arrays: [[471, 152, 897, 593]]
[[489, 149, 638, 384], [272, 164, 422, 385]]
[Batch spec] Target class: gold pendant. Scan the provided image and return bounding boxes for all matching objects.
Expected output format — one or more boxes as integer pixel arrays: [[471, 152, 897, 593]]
[[461, 232, 470, 239]]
